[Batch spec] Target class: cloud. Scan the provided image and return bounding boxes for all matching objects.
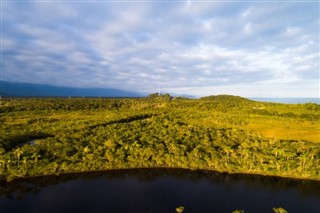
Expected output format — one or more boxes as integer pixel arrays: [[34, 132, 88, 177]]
[[165, 80, 319, 98], [243, 22, 253, 34], [2, 1, 319, 97], [242, 6, 254, 18]]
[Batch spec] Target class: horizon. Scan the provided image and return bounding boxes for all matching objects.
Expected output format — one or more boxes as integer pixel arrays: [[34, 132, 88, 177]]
[[2, 1, 319, 98], [2, 80, 320, 102]]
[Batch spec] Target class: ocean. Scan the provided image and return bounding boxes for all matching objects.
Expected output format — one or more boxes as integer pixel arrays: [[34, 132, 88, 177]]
[[249, 97, 320, 104]]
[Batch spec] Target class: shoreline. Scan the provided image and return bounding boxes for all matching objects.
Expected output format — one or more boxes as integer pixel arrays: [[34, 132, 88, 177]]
[[3, 166, 320, 183]]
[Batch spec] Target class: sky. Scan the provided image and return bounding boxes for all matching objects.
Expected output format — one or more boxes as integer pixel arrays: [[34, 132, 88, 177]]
[[1, 0, 319, 97]]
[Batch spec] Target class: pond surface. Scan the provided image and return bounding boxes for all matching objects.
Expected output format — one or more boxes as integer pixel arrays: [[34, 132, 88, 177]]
[[0, 169, 319, 213]]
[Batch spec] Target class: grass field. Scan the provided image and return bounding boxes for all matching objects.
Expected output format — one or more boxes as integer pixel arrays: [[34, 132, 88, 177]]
[[0, 95, 319, 181]]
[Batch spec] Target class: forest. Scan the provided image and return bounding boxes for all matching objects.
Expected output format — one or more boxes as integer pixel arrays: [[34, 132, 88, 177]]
[[0, 94, 319, 181]]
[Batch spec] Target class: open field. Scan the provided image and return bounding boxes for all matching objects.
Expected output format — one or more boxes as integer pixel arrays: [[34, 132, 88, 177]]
[[0, 95, 319, 181]]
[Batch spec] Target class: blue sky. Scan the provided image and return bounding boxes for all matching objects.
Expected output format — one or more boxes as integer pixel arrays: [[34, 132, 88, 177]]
[[1, 0, 319, 97]]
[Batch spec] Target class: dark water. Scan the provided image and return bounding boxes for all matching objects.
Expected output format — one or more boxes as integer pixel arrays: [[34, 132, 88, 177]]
[[0, 169, 319, 213]]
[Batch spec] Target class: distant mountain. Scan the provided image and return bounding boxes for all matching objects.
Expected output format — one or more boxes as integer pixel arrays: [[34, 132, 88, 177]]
[[0, 81, 143, 97]]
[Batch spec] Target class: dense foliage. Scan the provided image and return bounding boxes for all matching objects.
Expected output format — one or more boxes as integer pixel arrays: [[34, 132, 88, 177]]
[[0, 95, 319, 181]]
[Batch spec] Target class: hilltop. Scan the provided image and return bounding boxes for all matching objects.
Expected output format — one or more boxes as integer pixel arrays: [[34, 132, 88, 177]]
[[200, 94, 253, 102]]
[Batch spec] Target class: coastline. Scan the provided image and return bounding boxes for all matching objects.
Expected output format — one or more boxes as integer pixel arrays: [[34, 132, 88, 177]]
[[2, 166, 320, 183]]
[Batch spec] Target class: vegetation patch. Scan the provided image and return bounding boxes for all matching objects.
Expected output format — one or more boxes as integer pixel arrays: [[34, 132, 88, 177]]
[[0, 96, 319, 181]]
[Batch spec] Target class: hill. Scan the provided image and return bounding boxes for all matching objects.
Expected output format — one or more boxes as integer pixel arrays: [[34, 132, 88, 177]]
[[200, 94, 252, 102]]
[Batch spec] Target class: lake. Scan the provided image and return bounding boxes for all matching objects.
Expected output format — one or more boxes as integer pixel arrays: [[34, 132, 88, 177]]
[[0, 169, 319, 213]]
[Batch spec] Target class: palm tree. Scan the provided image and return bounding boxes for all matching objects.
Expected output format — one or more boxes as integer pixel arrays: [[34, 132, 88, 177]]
[[221, 145, 233, 164], [31, 152, 41, 163], [175, 206, 184, 213], [272, 207, 288, 213], [13, 148, 23, 165], [298, 151, 309, 171], [0, 159, 6, 170]]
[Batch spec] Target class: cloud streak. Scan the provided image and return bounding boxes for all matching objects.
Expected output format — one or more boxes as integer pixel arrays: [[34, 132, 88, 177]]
[[2, 1, 319, 97]]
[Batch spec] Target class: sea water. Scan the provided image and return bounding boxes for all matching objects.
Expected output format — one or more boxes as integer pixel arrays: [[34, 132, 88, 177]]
[[249, 97, 320, 104]]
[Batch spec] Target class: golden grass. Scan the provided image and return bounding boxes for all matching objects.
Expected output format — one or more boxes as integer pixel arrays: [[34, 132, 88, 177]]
[[246, 118, 320, 143]]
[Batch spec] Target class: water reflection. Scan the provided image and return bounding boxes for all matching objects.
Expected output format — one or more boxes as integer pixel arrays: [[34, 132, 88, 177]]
[[0, 169, 319, 213]]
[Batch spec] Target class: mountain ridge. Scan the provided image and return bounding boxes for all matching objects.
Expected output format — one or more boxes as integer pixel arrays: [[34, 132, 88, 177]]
[[0, 81, 143, 97]]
